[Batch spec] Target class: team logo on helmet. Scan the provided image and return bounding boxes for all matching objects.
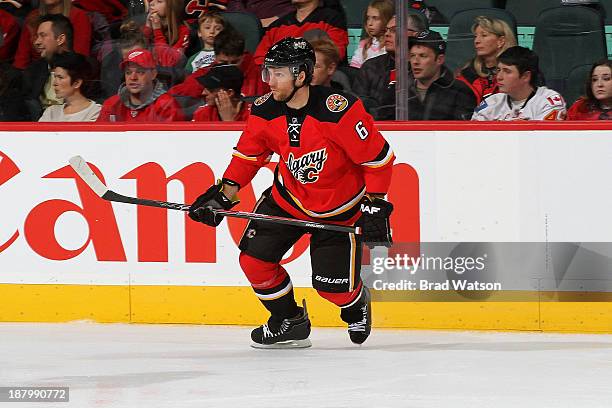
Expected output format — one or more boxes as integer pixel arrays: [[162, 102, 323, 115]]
[[254, 92, 272, 106], [293, 39, 308, 49], [326, 94, 348, 112]]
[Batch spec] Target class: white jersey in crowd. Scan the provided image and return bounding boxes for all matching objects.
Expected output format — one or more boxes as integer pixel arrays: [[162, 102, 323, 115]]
[[471, 86, 567, 121]]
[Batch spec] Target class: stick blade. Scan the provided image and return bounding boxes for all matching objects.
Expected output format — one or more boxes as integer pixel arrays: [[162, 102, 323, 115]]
[[69, 155, 109, 197]]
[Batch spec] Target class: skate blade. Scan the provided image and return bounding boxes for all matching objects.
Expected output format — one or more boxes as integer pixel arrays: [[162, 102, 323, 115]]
[[250, 339, 312, 349]]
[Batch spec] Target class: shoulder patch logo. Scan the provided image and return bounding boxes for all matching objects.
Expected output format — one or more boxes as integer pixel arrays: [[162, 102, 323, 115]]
[[326, 94, 348, 112], [254, 92, 272, 106]]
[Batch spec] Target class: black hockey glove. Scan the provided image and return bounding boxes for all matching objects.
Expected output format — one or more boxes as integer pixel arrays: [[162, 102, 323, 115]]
[[188, 182, 239, 227], [356, 196, 393, 249]]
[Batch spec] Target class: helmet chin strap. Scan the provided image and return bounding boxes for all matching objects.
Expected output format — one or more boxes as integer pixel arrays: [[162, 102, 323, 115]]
[[282, 77, 307, 104]]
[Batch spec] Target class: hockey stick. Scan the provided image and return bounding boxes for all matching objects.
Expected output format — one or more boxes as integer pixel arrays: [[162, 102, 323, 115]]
[[68, 156, 360, 234]]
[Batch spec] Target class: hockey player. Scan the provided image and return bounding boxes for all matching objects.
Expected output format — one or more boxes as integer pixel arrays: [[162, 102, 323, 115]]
[[188, 37, 394, 348], [472, 46, 566, 121]]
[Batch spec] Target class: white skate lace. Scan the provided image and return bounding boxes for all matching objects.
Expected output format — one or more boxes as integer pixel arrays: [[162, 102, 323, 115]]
[[262, 320, 290, 339], [348, 305, 368, 332]]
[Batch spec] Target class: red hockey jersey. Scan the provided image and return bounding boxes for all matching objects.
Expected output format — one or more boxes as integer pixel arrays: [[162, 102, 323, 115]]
[[223, 86, 394, 223]]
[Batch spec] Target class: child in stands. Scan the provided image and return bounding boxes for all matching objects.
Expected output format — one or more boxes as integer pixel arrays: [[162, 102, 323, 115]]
[[349, 0, 393, 69], [185, 11, 225, 74]]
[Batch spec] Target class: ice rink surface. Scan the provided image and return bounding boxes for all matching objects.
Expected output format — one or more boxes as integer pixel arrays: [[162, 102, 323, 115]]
[[1, 323, 611, 408]]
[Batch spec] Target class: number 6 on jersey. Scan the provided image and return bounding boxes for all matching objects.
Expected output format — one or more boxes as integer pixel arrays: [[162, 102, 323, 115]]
[[355, 121, 369, 140]]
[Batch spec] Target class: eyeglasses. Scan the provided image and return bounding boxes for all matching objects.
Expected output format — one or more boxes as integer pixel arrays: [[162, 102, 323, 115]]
[[385, 26, 397, 34]]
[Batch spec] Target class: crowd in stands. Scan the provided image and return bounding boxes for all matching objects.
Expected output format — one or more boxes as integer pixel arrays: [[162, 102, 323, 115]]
[[0, 0, 610, 122]]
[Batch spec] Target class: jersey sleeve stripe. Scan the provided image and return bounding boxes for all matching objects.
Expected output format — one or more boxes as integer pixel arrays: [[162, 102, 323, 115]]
[[232, 150, 260, 162], [362, 144, 395, 169]]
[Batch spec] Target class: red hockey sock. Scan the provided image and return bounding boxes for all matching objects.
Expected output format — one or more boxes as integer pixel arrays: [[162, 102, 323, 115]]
[[317, 282, 363, 308], [239, 252, 299, 319]]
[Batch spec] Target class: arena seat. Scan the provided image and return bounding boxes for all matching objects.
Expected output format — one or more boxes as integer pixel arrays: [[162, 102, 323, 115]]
[[425, 0, 503, 24], [340, 0, 370, 28], [220, 11, 263, 53], [564, 63, 592, 106], [533, 6, 606, 97], [504, 0, 562, 26]]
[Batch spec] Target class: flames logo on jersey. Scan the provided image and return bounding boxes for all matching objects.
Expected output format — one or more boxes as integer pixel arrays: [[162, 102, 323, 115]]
[[254, 92, 272, 106], [285, 148, 328, 184], [326, 94, 348, 112]]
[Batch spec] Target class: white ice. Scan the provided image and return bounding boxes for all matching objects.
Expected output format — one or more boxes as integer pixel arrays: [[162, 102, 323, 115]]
[[1, 323, 612, 408]]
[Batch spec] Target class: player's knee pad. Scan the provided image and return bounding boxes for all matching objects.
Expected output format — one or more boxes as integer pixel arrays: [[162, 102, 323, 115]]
[[317, 282, 363, 307], [239, 252, 288, 289]]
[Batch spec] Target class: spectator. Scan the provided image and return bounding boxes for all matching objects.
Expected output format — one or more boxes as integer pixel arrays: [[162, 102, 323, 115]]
[[144, 0, 191, 69], [309, 37, 350, 92], [22, 13, 73, 120], [457, 16, 517, 104], [13, 0, 91, 70], [192, 64, 250, 121], [100, 19, 148, 99], [97, 48, 185, 121], [253, 0, 348, 65], [0, 62, 29, 121], [407, 30, 476, 120], [0, 0, 33, 21], [72, 0, 127, 27], [38, 52, 100, 121], [352, 14, 426, 120], [349, 0, 393, 69], [0, 8, 19, 63], [225, 0, 294, 27], [472, 46, 566, 121], [185, 11, 225, 74], [169, 25, 266, 101], [567, 60, 612, 120], [72, 0, 124, 63]]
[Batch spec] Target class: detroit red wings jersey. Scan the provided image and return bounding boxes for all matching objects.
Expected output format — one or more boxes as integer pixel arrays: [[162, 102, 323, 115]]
[[223, 86, 395, 223]]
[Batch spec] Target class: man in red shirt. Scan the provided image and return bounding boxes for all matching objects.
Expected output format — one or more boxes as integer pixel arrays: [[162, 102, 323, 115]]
[[192, 64, 250, 121], [97, 49, 184, 122], [189, 38, 394, 349]]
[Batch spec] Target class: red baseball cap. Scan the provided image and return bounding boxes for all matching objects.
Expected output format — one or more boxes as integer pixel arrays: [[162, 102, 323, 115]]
[[120, 49, 156, 70]]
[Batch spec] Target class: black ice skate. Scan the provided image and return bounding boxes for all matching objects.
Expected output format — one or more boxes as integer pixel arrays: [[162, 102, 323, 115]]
[[343, 286, 372, 345], [250, 299, 312, 349]]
